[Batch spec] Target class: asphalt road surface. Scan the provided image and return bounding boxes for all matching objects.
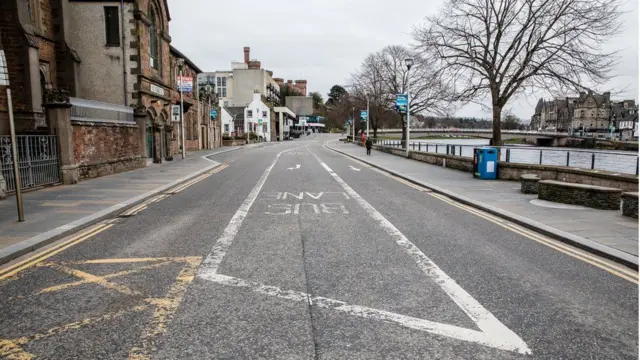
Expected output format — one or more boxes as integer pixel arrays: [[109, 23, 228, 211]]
[[1, 135, 637, 359]]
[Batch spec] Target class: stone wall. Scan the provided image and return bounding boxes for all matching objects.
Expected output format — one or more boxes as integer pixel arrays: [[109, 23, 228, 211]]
[[223, 139, 247, 147], [72, 121, 144, 180], [622, 192, 638, 218], [538, 180, 622, 210], [371, 144, 638, 192]]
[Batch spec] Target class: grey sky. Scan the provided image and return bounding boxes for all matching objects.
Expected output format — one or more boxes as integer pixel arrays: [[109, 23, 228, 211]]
[[168, 0, 638, 121]]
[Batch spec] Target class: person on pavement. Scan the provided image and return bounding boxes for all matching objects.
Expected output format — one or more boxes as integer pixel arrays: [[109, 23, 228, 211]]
[[365, 137, 373, 156]]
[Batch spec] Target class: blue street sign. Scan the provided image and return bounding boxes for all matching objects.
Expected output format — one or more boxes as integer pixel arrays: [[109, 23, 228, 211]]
[[396, 94, 408, 114], [210, 110, 217, 119], [360, 110, 368, 120], [396, 94, 408, 106]]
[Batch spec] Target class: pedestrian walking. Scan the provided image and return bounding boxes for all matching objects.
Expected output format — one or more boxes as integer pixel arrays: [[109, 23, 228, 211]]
[[365, 137, 373, 156]]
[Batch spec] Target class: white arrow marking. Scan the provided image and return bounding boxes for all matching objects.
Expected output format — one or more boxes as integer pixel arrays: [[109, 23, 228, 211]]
[[349, 166, 361, 171], [287, 164, 301, 170]]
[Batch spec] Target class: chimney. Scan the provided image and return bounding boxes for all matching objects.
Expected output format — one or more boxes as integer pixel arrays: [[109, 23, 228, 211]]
[[243, 47, 250, 64], [248, 60, 261, 69], [294, 80, 307, 96], [273, 78, 284, 85]]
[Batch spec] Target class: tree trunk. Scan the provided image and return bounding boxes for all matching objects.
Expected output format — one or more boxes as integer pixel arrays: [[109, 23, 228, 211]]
[[491, 105, 503, 146], [373, 127, 378, 139]]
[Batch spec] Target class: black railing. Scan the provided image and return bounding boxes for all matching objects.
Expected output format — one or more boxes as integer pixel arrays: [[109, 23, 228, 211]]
[[368, 138, 639, 175]]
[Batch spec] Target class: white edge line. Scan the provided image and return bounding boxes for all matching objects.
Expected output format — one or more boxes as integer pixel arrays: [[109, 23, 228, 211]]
[[197, 145, 305, 276], [307, 145, 532, 355]]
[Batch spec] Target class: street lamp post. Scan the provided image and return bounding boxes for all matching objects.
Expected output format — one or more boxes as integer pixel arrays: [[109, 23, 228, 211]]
[[176, 59, 186, 159], [404, 58, 414, 157], [366, 92, 370, 139], [352, 107, 355, 143]]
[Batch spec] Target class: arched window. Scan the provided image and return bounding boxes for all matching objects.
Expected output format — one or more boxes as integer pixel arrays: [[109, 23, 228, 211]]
[[149, 6, 159, 69]]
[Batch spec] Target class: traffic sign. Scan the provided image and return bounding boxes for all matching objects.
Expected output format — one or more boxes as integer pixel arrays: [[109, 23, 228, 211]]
[[360, 110, 368, 120], [210, 110, 217, 120]]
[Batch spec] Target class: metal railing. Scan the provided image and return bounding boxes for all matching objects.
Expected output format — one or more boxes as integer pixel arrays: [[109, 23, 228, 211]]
[[1, 135, 60, 193], [70, 97, 135, 124], [375, 128, 568, 136], [373, 139, 639, 175]]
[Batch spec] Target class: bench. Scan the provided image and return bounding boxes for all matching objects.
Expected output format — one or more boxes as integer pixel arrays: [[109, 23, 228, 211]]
[[538, 180, 622, 210], [622, 192, 638, 218], [520, 174, 540, 194]]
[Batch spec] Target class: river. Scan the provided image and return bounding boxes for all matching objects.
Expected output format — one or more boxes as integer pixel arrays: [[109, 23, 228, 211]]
[[388, 139, 639, 175]]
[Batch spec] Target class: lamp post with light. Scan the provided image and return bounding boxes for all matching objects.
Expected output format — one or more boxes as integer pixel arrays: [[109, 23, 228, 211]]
[[404, 57, 413, 157]]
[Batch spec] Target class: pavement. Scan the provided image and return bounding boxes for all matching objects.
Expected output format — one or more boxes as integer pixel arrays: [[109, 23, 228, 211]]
[[327, 140, 639, 266], [0, 135, 637, 359], [0, 147, 241, 264]]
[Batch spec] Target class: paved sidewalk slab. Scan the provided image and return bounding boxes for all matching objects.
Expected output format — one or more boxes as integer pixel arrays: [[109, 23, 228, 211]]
[[0, 148, 238, 264], [327, 141, 638, 266]]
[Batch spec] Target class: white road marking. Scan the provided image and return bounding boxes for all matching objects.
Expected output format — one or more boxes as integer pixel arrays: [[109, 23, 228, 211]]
[[198, 146, 303, 276], [306, 145, 532, 355], [202, 273, 523, 354], [197, 143, 531, 355], [349, 165, 361, 171], [287, 164, 301, 170]]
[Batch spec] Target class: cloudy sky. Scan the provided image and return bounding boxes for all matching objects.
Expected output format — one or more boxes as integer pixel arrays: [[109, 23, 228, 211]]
[[168, 0, 638, 121]]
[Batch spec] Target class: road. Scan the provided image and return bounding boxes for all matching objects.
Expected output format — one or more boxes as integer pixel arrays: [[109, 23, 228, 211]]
[[0, 135, 637, 359]]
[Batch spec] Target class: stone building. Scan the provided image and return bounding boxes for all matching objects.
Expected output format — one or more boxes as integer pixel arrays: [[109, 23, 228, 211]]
[[0, 0, 209, 194], [274, 78, 307, 96], [0, 0, 80, 134], [169, 46, 201, 153], [571, 91, 611, 131], [531, 97, 576, 131]]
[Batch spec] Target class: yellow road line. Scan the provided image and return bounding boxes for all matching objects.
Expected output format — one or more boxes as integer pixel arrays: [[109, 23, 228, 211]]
[[10, 261, 174, 299], [40, 262, 143, 297], [128, 257, 203, 360], [68, 256, 201, 264], [119, 203, 148, 217], [0, 338, 32, 359], [0, 224, 112, 280], [0, 305, 149, 358], [165, 174, 211, 194], [427, 192, 638, 283], [347, 149, 640, 283]]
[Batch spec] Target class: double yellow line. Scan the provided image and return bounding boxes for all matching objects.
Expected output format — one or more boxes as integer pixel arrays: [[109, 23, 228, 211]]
[[341, 152, 639, 284], [0, 223, 113, 280], [427, 192, 639, 283], [164, 164, 228, 195]]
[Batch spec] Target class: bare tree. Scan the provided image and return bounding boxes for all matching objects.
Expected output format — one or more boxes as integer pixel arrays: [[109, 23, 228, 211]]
[[349, 45, 451, 139], [413, 0, 621, 145]]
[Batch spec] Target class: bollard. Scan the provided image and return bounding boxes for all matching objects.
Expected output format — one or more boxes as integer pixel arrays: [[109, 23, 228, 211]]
[[591, 153, 596, 170], [539, 150, 543, 164], [566, 152, 570, 166]]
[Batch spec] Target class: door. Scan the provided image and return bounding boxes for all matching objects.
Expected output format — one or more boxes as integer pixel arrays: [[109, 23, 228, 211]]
[[146, 119, 154, 159]]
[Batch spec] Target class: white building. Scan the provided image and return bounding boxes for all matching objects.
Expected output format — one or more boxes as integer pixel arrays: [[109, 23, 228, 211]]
[[245, 91, 271, 141]]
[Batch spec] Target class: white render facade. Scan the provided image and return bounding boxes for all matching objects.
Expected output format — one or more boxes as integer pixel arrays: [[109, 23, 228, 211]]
[[244, 92, 271, 141]]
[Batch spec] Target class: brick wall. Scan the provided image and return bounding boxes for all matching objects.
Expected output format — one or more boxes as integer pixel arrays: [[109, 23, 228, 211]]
[[72, 122, 144, 180]]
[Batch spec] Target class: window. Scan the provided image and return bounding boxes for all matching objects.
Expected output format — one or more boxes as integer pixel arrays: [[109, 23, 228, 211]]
[[247, 110, 253, 118], [224, 124, 230, 133], [104, 7, 120, 46], [262, 111, 267, 118], [149, 8, 158, 69], [217, 77, 227, 97]]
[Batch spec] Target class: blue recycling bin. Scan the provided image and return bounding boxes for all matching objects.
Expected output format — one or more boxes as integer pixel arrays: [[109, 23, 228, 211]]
[[473, 147, 498, 180]]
